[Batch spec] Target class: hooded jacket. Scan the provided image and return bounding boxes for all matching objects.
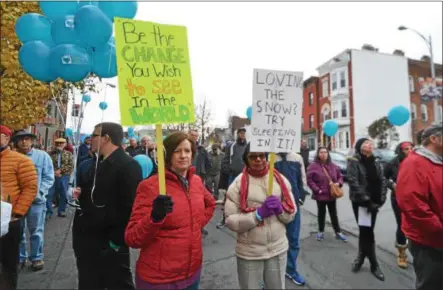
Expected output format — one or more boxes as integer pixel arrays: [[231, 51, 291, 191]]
[[384, 142, 411, 194], [396, 147, 443, 249], [275, 152, 307, 205]]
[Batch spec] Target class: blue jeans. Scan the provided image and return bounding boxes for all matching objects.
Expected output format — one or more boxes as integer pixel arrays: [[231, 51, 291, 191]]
[[286, 208, 301, 274], [185, 277, 200, 290], [19, 202, 46, 262], [47, 175, 69, 215]]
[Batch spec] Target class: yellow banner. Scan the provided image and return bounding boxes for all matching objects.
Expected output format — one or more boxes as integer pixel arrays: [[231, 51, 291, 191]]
[[114, 18, 195, 126]]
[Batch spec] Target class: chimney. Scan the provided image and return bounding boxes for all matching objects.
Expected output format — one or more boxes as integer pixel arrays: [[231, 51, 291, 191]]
[[393, 49, 405, 56], [421, 55, 431, 62]]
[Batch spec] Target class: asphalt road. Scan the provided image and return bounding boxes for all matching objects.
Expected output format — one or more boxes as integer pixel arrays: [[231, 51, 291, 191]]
[[17, 204, 415, 289]]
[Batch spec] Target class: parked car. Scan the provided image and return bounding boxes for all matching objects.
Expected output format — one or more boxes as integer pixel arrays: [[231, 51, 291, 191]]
[[308, 150, 348, 179], [372, 149, 396, 166]]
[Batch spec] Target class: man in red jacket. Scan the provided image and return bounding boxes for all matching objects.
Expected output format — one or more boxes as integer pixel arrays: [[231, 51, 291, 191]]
[[396, 125, 443, 290]]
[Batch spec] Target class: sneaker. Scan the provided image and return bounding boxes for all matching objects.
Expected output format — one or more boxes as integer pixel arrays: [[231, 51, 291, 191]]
[[202, 228, 208, 236], [216, 220, 226, 229], [286, 272, 306, 286], [18, 260, 29, 271], [316, 232, 324, 241], [58, 211, 66, 217], [31, 260, 44, 271], [336, 232, 348, 242]]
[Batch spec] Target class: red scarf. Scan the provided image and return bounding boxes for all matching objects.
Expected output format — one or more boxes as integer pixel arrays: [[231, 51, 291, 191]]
[[239, 164, 295, 214]]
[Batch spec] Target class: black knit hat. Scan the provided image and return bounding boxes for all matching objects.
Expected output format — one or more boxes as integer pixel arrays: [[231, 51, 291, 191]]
[[355, 138, 369, 154]]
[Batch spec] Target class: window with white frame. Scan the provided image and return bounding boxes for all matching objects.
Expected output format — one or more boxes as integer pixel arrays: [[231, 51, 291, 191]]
[[411, 104, 417, 120], [338, 132, 344, 149], [309, 114, 314, 128], [322, 79, 329, 97], [421, 104, 428, 121], [340, 71, 346, 88], [322, 106, 330, 122], [332, 102, 339, 119], [438, 105, 443, 123], [332, 73, 337, 91], [308, 137, 316, 150], [309, 92, 314, 105], [345, 131, 350, 148], [409, 75, 414, 92], [341, 101, 347, 117]]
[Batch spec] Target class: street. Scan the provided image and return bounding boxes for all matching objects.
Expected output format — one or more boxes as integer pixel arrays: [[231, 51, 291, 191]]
[[17, 201, 415, 289]]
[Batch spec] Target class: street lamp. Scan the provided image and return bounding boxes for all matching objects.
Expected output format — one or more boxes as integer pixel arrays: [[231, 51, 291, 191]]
[[398, 25, 439, 124]]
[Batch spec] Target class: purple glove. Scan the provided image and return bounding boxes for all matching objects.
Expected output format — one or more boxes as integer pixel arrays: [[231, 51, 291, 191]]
[[257, 196, 283, 219]]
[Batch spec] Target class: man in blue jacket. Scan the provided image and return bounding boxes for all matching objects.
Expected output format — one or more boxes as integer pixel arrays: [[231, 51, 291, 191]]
[[13, 130, 54, 271], [275, 151, 307, 286]]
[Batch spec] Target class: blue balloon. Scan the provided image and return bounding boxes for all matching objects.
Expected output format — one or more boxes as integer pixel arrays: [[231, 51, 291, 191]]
[[77, 1, 99, 9], [387, 105, 410, 126], [39, 1, 79, 20], [128, 127, 134, 133], [323, 120, 339, 137], [246, 106, 252, 120], [19, 41, 57, 82], [82, 94, 91, 103], [51, 15, 84, 46], [65, 128, 73, 137], [15, 13, 53, 45], [91, 43, 117, 78], [99, 1, 138, 21], [99, 101, 108, 110], [49, 44, 92, 82], [75, 5, 112, 47], [80, 134, 90, 143], [133, 154, 154, 179]]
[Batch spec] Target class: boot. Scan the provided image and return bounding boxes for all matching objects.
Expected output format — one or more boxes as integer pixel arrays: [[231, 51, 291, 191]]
[[396, 244, 408, 269], [351, 247, 365, 273], [368, 244, 385, 281]]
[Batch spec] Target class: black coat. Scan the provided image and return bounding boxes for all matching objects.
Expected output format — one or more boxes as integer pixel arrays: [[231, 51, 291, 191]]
[[347, 154, 387, 206], [74, 147, 143, 247]]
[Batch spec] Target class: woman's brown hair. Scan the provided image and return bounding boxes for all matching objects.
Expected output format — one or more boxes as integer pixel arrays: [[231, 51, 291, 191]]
[[163, 131, 196, 166]]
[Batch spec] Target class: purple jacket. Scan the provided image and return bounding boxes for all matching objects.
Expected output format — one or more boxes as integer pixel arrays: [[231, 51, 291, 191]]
[[307, 160, 344, 201]]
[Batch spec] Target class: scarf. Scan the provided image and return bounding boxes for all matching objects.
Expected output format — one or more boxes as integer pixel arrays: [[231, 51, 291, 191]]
[[239, 164, 295, 214]]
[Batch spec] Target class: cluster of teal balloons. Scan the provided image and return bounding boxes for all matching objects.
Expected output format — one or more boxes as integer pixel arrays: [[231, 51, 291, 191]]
[[16, 1, 138, 83]]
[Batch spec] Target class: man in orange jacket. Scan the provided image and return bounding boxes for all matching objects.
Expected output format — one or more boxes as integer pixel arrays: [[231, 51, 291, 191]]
[[0, 125, 38, 290]]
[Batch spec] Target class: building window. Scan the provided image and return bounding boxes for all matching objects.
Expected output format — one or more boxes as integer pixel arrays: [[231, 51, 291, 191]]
[[332, 102, 339, 119], [308, 137, 316, 150], [341, 101, 347, 118], [322, 80, 329, 97], [411, 104, 417, 120], [421, 104, 428, 121], [322, 107, 330, 122], [340, 71, 346, 88], [438, 105, 443, 123], [345, 131, 350, 148], [309, 92, 314, 106], [309, 114, 314, 128], [409, 75, 414, 92], [338, 132, 344, 149], [332, 73, 337, 91]]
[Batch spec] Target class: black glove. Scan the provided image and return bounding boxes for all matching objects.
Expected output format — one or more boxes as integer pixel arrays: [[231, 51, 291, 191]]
[[151, 195, 174, 222], [367, 202, 380, 214]]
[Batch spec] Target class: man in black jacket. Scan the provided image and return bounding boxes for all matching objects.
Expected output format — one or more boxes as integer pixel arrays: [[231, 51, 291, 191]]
[[72, 122, 142, 289]]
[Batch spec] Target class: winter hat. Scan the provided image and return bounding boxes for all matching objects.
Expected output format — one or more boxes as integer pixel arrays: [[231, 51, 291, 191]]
[[0, 125, 12, 137], [355, 138, 369, 154]]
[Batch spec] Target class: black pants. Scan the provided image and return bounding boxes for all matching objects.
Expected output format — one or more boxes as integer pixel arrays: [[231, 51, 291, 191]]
[[316, 200, 341, 233], [352, 202, 379, 265], [0, 219, 22, 290], [409, 240, 443, 290], [391, 193, 407, 246], [73, 217, 134, 290]]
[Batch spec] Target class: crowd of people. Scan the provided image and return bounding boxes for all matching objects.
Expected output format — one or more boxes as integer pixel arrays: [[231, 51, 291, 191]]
[[1, 122, 442, 290]]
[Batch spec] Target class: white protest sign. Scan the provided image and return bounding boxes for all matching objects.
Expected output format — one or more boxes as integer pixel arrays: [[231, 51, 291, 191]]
[[250, 69, 303, 153]]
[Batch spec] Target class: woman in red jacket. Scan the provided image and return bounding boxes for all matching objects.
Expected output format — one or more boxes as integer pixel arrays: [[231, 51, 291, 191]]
[[125, 131, 216, 290]]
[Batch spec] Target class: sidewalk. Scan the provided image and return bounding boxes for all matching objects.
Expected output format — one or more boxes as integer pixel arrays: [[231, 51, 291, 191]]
[[18, 206, 415, 289]]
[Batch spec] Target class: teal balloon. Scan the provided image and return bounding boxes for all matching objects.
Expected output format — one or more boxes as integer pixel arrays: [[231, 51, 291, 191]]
[[322, 120, 339, 137], [75, 5, 112, 47], [99, 1, 138, 21], [99, 101, 108, 110], [91, 43, 117, 78], [19, 41, 57, 82], [133, 155, 154, 179], [82, 94, 91, 103], [77, 1, 99, 9], [51, 15, 84, 46], [65, 128, 73, 137], [15, 13, 53, 45], [49, 44, 92, 82], [128, 127, 134, 133], [388, 105, 410, 126], [39, 1, 79, 20], [246, 106, 252, 120]]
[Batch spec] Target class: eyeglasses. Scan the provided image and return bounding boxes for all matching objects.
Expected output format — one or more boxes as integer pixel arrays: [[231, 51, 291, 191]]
[[247, 153, 266, 160]]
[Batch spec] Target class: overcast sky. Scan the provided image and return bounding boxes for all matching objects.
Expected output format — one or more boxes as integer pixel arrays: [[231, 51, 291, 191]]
[[77, 1, 443, 133]]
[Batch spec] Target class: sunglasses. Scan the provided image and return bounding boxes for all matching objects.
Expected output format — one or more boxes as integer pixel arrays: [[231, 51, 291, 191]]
[[248, 153, 266, 161]]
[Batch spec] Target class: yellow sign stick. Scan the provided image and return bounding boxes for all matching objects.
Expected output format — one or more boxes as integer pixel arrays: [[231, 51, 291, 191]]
[[156, 124, 166, 195], [267, 152, 276, 196]]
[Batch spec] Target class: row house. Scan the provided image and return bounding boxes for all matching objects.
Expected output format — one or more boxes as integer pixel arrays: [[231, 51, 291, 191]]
[[302, 45, 442, 153]]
